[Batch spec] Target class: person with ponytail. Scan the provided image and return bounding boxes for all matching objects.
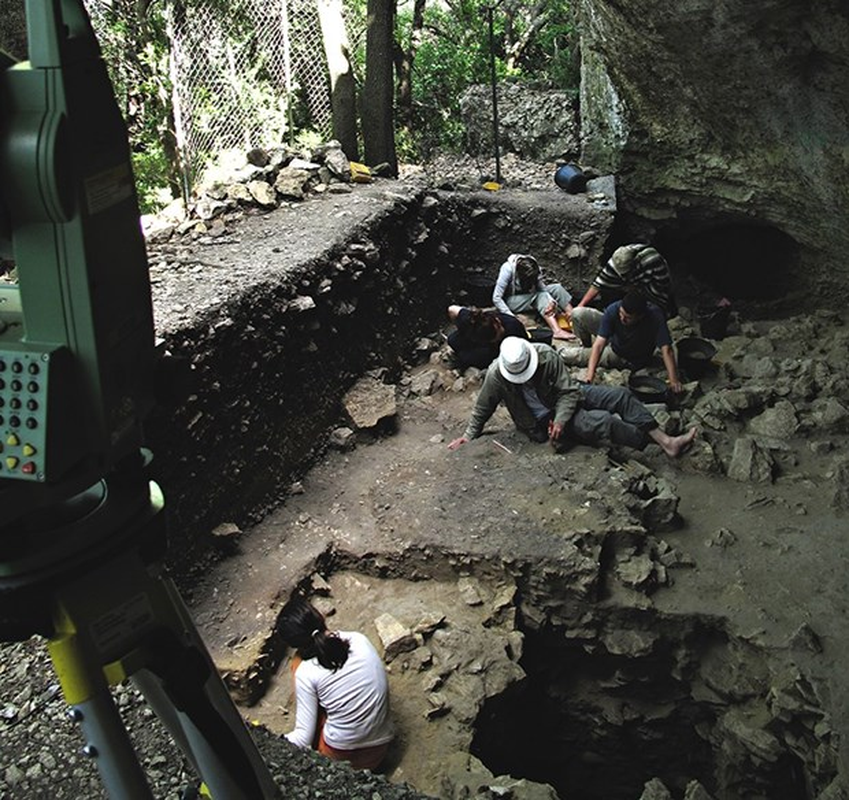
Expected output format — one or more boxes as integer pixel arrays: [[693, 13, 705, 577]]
[[279, 594, 394, 770]]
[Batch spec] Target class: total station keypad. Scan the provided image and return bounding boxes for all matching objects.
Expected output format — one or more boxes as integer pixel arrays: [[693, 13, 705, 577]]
[[0, 352, 47, 480]]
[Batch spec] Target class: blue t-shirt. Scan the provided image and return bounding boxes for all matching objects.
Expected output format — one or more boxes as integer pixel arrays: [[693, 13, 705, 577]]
[[598, 301, 671, 366]]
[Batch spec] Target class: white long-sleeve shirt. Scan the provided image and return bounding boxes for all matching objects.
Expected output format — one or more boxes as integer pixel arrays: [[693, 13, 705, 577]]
[[285, 631, 394, 751]]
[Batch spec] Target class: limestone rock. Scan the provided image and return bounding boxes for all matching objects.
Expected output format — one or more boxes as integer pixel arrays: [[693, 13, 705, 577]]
[[410, 369, 441, 397], [718, 710, 784, 762], [211, 522, 241, 540], [274, 167, 312, 199], [748, 400, 799, 439], [808, 397, 849, 432], [727, 437, 774, 483], [288, 295, 316, 313], [579, 0, 849, 298], [437, 753, 558, 800], [457, 576, 484, 606], [460, 84, 579, 162], [683, 780, 716, 800], [247, 179, 277, 207], [343, 377, 396, 429], [322, 147, 351, 180], [601, 627, 657, 657], [615, 553, 655, 590], [329, 427, 356, 451], [684, 439, 723, 475], [829, 456, 849, 511], [639, 778, 673, 800], [226, 182, 253, 203], [374, 613, 417, 662]]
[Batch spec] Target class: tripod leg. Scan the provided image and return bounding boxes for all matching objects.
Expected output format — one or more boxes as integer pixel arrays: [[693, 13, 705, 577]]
[[47, 547, 279, 800], [49, 617, 155, 799], [133, 575, 280, 799]]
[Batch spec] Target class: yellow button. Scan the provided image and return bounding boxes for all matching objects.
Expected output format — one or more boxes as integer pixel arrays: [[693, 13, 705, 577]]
[[6, 434, 19, 447], [22, 444, 36, 457], [6, 457, 19, 470]]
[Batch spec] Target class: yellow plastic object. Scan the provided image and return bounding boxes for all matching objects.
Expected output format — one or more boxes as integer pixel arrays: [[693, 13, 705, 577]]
[[350, 161, 373, 183], [482, 181, 501, 191], [556, 313, 572, 331]]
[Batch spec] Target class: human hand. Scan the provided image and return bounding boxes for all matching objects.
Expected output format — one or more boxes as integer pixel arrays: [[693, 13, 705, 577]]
[[448, 436, 469, 451], [543, 301, 557, 317], [669, 379, 683, 394], [548, 420, 564, 443]]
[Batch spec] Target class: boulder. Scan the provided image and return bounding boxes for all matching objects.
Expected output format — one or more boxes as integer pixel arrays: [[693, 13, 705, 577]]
[[727, 437, 774, 483]]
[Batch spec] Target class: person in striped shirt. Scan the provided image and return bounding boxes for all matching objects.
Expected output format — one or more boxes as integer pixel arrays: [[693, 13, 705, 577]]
[[573, 243, 676, 318]]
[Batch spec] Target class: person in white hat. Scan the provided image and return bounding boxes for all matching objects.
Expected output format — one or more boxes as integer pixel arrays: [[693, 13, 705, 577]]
[[447, 337, 696, 457]]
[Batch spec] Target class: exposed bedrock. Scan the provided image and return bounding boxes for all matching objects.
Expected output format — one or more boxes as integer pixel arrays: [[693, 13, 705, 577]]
[[579, 0, 849, 302]]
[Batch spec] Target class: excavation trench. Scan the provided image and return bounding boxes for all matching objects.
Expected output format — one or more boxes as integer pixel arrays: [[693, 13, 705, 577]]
[[142, 184, 848, 798]]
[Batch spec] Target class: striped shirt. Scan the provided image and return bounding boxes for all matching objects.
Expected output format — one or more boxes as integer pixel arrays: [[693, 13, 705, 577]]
[[593, 245, 672, 314]]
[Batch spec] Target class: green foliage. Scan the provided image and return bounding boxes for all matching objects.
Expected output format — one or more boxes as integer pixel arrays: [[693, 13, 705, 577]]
[[132, 144, 171, 215], [87, 0, 176, 209], [83, 0, 579, 205], [396, 0, 579, 158]]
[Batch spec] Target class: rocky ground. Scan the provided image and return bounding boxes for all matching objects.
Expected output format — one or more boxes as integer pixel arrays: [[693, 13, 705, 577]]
[[2, 156, 849, 800]]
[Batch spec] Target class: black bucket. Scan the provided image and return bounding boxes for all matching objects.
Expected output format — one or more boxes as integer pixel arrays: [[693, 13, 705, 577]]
[[529, 328, 553, 345], [628, 374, 669, 405], [677, 337, 718, 378], [554, 163, 588, 194], [462, 274, 496, 308], [698, 305, 731, 340]]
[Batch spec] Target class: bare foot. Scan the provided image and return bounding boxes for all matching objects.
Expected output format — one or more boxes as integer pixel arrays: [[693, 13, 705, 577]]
[[552, 330, 577, 341], [662, 427, 698, 458]]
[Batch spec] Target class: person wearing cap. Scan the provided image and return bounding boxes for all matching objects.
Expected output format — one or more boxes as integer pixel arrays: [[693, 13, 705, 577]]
[[492, 253, 576, 341], [447, 337, 696, 457], [562, 290, 683, 393], [573, 243, 675, 318], [279, 594, 394, 770], [446, 304, 529, 370]]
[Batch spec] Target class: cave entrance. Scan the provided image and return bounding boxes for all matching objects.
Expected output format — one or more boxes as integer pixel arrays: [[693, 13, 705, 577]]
[[655, 222, 800, 303], [471, 620, 813, 800]]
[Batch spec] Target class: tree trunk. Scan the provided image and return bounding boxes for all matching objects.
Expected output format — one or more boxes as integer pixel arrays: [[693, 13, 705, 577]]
[[394, 0, 425, 129], [362, 0, 397, 175], [316, 0, 359, 161]]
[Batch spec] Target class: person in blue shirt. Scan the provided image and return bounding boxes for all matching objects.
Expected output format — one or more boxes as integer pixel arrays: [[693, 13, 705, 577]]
[[589, 290, 682, 391], [565, 290, 683, 393]]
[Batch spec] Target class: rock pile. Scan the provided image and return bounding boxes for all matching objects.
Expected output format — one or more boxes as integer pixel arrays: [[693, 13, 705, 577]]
[[142, 141, 393, 243]]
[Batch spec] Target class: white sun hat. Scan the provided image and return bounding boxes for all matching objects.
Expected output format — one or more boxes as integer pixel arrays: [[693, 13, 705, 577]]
[[498, 337, 539, 384]]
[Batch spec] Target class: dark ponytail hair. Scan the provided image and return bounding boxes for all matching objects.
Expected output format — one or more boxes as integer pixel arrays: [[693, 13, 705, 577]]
[[278, 594, 350, 672]]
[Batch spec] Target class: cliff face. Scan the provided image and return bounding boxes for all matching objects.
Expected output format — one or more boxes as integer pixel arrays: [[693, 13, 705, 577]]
[[579, 0, 849, 301]]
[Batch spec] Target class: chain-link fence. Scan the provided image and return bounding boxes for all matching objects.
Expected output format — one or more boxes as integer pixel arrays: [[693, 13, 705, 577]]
[[166, 0, 364, 186], [84, 0, 363, 194]]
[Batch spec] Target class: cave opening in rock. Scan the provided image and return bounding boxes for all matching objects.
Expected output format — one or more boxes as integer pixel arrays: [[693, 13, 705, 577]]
[[470, 618, 812, 800], [654, 222, 800, 303]]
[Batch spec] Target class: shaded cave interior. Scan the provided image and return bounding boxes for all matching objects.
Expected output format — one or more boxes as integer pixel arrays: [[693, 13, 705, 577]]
[[470, 612, 811, 800]]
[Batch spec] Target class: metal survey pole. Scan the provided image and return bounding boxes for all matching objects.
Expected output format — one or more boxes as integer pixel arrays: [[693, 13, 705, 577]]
[[485, 5, 502, 185]]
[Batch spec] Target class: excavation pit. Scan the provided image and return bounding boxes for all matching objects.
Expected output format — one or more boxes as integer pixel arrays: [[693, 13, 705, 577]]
[[240, 565, 837, 800]]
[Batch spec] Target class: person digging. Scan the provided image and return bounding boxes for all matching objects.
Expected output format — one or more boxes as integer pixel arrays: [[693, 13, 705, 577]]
[[448, 337, 697, 458]]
